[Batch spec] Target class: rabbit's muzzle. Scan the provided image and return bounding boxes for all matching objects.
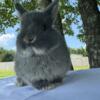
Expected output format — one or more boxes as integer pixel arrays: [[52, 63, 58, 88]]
[[23, 35, 37, 44]]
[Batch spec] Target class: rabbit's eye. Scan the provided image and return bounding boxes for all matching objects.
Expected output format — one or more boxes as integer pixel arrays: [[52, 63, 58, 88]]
[[43, 24, 47, 31]]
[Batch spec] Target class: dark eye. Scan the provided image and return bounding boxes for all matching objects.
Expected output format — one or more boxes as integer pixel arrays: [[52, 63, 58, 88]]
[[43, 24, 47, 31]]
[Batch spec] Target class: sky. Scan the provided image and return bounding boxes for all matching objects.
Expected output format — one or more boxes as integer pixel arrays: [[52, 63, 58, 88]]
[[0, 0, 85, 50]]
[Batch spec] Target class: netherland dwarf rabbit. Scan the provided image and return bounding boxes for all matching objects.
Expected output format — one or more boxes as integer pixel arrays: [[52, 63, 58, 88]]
[[15, 0, 72, 90]]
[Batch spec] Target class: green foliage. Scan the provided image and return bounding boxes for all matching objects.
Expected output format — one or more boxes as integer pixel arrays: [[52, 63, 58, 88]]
[[0, 48, 15, 62], [77, 33, 86, 43], [69, 47, 88, 56], [60, 0, 79, 35], [0, 0, 17, 33], [1, 52, 14, 62], [0, 0, 36, 34]]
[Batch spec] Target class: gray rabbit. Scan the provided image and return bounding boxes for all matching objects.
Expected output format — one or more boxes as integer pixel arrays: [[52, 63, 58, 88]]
[[15, 0, 72, 90]]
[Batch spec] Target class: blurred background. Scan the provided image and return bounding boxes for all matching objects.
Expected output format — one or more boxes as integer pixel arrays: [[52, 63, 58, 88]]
[[0, 0, 100, 78]]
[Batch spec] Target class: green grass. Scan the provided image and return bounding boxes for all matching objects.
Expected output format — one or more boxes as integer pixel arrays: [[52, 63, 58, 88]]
[[74, 66, 90, 70], [0, 69, 15, 79], [0, 66, 89, 79]]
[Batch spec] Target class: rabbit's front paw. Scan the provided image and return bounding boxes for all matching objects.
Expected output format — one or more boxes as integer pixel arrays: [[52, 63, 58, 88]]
[[32, 79, 49, 90], [33, 77, 63, 90], [43, 77, 63, 90]]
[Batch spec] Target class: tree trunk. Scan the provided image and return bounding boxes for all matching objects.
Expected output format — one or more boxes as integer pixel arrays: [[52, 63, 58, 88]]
[[36, 0, 73, 70], [78, 0, 100, 68]]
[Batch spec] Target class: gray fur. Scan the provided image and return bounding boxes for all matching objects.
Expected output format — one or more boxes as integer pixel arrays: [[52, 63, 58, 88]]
[[15, 0, 72, 90]]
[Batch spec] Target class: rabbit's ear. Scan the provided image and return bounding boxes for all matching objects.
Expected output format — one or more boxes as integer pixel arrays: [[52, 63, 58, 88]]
[[15, 3, 26, 16], [45, 0, 59, 21]]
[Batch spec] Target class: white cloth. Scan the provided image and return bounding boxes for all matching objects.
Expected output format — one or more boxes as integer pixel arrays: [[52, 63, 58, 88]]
[[0, 68, 100, 100]]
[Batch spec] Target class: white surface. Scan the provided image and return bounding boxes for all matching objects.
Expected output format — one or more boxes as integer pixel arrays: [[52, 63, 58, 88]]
[[0, 68, 100, 100]]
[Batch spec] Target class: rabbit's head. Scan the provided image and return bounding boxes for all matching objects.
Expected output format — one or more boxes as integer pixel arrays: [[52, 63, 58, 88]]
[[15, 0, 62, 55]]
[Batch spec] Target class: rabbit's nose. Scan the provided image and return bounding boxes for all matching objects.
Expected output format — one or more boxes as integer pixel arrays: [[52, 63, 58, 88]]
[[23, 36, 36, 44], [29, 38, 33, 42]]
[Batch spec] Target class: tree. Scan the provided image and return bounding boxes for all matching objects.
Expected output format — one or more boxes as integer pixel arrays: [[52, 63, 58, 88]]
[[78, 0, 100, 68], [0, 48, 15, 62], [0, 0, 37, 33]]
